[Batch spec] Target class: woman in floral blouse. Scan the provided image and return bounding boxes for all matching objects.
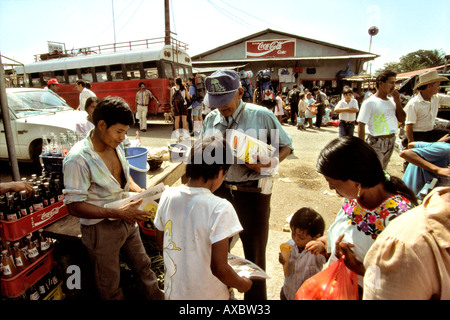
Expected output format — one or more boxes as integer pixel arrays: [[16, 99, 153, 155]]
[[306, 136, 418, 289]]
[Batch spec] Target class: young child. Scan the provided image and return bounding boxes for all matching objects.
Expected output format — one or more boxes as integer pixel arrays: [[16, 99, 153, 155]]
[[274, 91, 284, 123], [334, 87, 359, 137], [304, 92, 316, 128], [154, 136, 252, 300], [279, 207, 326, 300], [297, 93, 307, 130]]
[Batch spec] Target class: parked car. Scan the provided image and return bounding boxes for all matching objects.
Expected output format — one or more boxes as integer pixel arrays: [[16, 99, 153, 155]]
[[0, 88, 88, 167]]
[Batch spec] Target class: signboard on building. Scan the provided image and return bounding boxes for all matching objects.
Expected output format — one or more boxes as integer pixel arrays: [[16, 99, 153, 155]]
[[245, 39, 296, 58], [47, 41, 65, 53]]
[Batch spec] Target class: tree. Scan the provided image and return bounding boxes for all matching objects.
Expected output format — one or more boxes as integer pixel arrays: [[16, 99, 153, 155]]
[[376, 49, 446, 74]]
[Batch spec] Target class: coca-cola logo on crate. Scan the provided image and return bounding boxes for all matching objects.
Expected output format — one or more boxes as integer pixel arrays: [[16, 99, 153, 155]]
[[31, 203, 65, 228], [246, 39, 296, 58]]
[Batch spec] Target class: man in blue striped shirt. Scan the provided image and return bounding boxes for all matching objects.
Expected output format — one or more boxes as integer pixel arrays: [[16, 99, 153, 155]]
[[63, 96, 163, 300], [202, 70, 293, 300]]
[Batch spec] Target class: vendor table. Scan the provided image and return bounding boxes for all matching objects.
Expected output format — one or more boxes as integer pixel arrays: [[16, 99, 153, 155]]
[[43, 161, 186, 241]]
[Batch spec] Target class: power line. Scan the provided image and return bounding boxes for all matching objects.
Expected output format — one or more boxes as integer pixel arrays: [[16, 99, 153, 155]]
[[216, 0, 282, 30], [205, 0, 255, 29], [116, 0, 146, 36]]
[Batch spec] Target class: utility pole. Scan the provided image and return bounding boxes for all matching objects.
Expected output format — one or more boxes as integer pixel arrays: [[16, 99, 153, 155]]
[[164, 0, 171, 45], [0, 54, 20, 181]]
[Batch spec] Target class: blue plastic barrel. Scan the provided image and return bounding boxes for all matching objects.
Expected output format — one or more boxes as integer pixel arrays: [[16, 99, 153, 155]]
[[125, 147, 149, 189]]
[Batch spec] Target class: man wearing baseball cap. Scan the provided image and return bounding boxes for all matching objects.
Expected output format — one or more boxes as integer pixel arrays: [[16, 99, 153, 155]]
[[201, 70, 293, 300], [404, 70, 450, 144], [41, 78, 66, 106]]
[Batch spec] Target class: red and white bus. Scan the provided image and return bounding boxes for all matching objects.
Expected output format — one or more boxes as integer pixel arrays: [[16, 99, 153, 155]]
[[14, 38, 193, 114]]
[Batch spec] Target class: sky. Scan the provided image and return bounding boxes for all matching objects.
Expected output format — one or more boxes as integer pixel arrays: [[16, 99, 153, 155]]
[[0, 0, 449, 74]]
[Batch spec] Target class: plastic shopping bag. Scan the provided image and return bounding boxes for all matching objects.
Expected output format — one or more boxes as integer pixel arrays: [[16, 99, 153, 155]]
[[295, 257, 359, 300]]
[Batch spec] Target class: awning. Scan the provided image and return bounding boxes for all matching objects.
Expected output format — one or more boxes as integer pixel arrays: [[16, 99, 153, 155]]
[[397, 65, 445, 80]]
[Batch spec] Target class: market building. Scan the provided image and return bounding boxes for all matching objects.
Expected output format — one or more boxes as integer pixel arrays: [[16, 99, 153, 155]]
[[191, 29, 379, 98]]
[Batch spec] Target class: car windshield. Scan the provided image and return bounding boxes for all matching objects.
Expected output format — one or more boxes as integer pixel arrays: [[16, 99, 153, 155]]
[[7, 90, 73, 118]]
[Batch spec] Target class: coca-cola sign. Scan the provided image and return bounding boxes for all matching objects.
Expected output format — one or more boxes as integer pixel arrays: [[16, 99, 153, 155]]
[[246, 39, 296, 58]]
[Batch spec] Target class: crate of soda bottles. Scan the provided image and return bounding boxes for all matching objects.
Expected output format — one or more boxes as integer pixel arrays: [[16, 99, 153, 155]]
[[1, 231, 56, 298], [0, 175, 68, 242]]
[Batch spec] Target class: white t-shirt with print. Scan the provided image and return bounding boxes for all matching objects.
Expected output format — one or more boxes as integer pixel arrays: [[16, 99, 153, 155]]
[[154, 185, 243, 300], [357, 95, 399, 136]]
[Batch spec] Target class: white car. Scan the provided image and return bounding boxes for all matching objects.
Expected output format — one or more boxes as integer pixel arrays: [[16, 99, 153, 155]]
[[1, 88, 88, 167]]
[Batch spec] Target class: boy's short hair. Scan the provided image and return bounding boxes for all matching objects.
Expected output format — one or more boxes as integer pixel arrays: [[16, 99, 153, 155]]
[[375, 69, 397, 89], [342, 87, 353, 95], [185, 135, 231, 182], [290, 207, 325, 238], [92, 96, 134, 128], [299, 92, 305, 99]]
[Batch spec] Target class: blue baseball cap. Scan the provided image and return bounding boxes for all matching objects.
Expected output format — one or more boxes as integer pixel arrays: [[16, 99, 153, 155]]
[[204, 70, 240, 109]]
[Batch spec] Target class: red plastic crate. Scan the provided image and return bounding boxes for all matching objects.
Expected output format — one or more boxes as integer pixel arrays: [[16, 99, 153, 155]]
[[1, 248, 55, 298], [0, 200, 68, 241]]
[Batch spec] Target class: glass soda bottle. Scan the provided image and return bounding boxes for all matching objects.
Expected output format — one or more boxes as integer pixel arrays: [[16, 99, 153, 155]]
[[27, 284, 40, 300], [13, 241, 29, 270], [26, 234, 40, 263], [42, 182, 55, 207], [54, 178, 64, 202], [38, 229, 51, 254], [32, 186, 44, 212], [41, 134, 51, 156], [5, 193, 20, 221], [18, 190, 33, 217], [1, 249, 18, 278]]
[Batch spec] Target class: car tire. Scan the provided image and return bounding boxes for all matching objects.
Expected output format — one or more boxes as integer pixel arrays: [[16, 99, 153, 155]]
[[30, 139, 43, 173]]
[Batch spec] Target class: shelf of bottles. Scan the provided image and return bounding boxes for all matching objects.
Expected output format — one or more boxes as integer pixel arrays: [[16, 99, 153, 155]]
[[1, 161, 70, 299], [40, 131, 84, 176]]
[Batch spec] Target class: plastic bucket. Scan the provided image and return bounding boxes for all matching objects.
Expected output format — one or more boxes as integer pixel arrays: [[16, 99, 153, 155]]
[[125, 147, 149, 189]]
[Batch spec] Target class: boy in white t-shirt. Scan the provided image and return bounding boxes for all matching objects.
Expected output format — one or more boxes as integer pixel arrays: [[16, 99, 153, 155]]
[[155, 136, 252, 300], [334, 87, 359, 137]]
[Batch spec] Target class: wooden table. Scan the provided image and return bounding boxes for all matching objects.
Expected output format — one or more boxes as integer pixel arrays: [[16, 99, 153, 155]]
[[43, 161, 186, 241]]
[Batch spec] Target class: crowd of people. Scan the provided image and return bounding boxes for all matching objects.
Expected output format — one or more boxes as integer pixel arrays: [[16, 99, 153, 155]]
[[10, 68, 447, 301]]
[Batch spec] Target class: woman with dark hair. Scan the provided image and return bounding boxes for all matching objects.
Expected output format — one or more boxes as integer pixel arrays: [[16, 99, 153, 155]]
[[171, 77, 188, 137], [306, 136, 417, 291]]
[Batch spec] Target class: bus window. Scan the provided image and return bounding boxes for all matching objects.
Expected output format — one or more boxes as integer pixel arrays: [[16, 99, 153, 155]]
[[30, 73, 41, 87], [177, 66, 186, 80], [143, 61, 158, 79], [162, 61, 174, 79], [55, 70, 65, 84], [81, 68, 93, 82], [110, 64, 123, 81], [68, 69, 79, 84], [42, 72, 54, 85], [95, 66, 108, 82], [126, 63, 141, 80]]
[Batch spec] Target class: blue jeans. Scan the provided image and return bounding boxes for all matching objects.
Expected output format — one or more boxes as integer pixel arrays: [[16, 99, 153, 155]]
[[339, 120, 355, 137]]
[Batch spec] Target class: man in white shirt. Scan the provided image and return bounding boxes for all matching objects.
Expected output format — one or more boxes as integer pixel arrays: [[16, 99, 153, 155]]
[[76, 79, 96, 111], [404, 70, 450, 144], [334, 87, 359, 137], [135, 82, 160, 132], [357, 69, 405, 169]]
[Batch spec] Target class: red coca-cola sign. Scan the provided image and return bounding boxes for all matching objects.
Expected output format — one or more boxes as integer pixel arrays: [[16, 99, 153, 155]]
[[246, 39, 296, 58]]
